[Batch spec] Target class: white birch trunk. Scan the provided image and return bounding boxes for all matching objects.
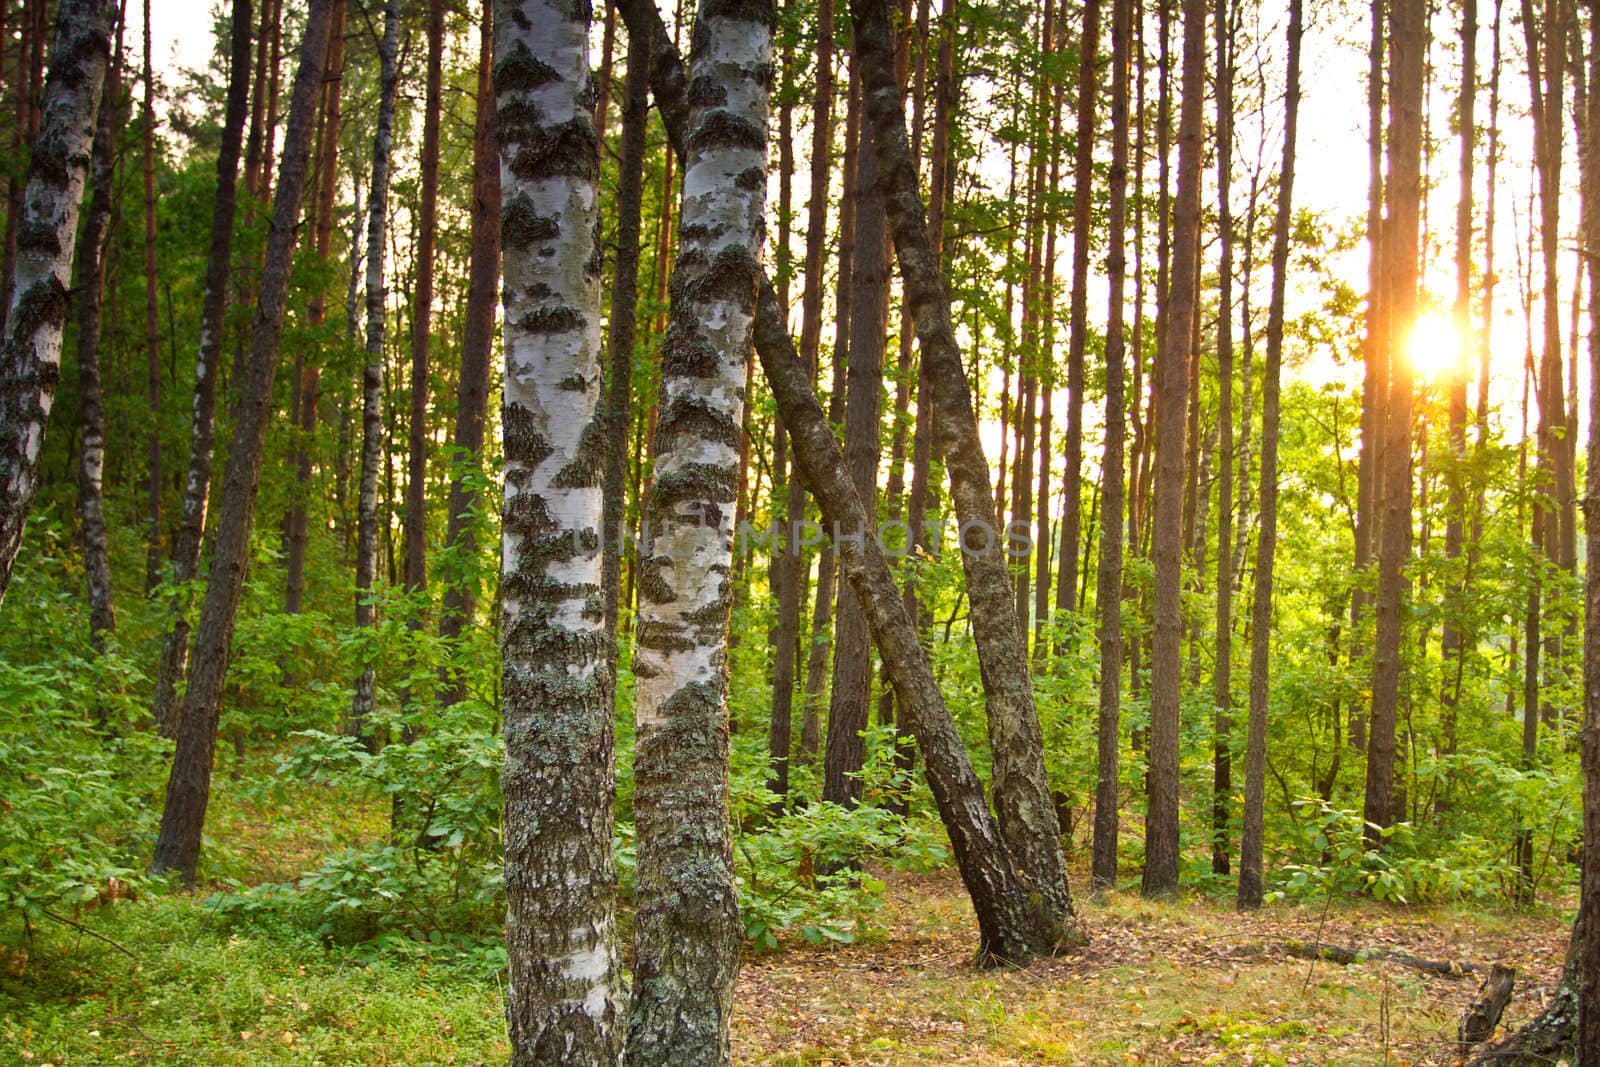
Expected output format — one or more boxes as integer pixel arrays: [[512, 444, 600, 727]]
[[494, 0, 621, 1061], [0, 0, 116, 603]]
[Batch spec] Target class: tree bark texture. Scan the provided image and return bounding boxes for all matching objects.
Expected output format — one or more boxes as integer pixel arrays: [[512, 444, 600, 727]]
[[493, 0, 623, 1060]]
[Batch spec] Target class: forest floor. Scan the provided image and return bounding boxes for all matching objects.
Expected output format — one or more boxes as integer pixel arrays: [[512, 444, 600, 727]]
[[0, 772, 1574, 1066]]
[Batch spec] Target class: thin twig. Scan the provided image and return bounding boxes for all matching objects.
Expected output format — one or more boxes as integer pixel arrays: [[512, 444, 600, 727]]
[[39, 907, 137, 959]]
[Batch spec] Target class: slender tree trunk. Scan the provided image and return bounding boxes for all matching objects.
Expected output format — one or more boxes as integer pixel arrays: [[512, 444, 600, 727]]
[[825, 55, 889, 812], [1440, 0, 1477, 772], [1579, 4, 1600, 1061], [142, 0, 162, 591], [1363, 0, 1426, 853], [802, 56, 857, 762], [150, 0, 333, 881], [1091, 0, 1130, 894], [151, 0, 252, 738], [624, 0, 773, 1060], [0, 0, 116, 605], [349, 0, 398, 747], [620, 0, 1071, 968], [75, 26, 121, 661], [1210, 0, 1236, 877], [404, 0, 443, 637], [437, 0, 499, 708], [495, 0, 622, 1059], [1238, 0, 1300, 910], [770, 0, 833, 802], [283, 0, 344, 615], [602, 28, 648, 653], [1055, 0, 1099, 622], [848, 0, 1082, 942], [1143, 0, 1207, 900]]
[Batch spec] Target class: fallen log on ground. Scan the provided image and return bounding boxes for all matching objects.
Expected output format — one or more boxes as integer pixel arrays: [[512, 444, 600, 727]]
[[1218, 940, 1486, 979]]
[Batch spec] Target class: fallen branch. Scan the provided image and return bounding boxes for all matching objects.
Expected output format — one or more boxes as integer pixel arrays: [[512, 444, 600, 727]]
[[39, 907, 137, 960], [1458, 962, 1516, 1053], [1220, 940, 1485, 979]]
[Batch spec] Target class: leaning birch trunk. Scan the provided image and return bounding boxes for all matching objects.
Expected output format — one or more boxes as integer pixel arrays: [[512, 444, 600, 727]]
[[624, 0, 773, 1061], [75, 42, 120, 659], [150, 0, 333, 882], [152, 0, 253, 738], [493, 0, 622, 1061], [0, 0, 116, 604], [616, 0, 1067, 967], [846, 0, 1081, 941], [350, 0, 399, 744]]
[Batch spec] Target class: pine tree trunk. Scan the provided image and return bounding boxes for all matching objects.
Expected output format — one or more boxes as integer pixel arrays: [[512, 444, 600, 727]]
[[1056, 0, 1099, 621], [283, 0, 344, 615], [75, 29, 121, 661], [1363, 0, 1425, 853], [1238, 0, 1300, 911], [1091, 0, 1131, 895], [152, 0, 252, 739], [847, 0, 1082, 942], [1578, 6, 1600, 1053], [0, 0, 116, 604], [624, 1, 773, 1060], [825, 58, 889, 812], [769, 0, 832, 799], [437, 0, 499, 708], [141, 0, 163, 592], [1440, 0, 1477, 771], [1350, 0, 1385, 756], [495, 0, 622, 1059], [1144, 0, 1207, 900], [405, 0, 443, 630], [150, 0, 334, 881], [1210, 0, 1235, 877], [349, 0, 398, 746]]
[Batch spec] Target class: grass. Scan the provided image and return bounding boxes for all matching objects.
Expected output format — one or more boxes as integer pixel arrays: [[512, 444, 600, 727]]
[[0, 762, 1574, 1065]]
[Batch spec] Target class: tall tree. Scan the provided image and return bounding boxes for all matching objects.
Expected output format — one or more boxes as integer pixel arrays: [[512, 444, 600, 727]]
[[1091, 0, 1130, 894], [283, 0, 344, 615], [494, 0, 621, 1059], [1363, 0, 1426, 852], [1144, 0, 1206, 900], [1238, 0, 1301, 910], [848, 0, 1082, 942], [149, 0, 334, 881], [768, 0, 833, 804], [1580, 6, 1600, 1056], [1210, 0, 1236, 876], [1056, 0, 1100, 620], [405, 0, 444, 637], [74, 16, 123, 661], [350, 0, 399, 745], [825, 54, 890, 812], [151, 0, 254, 738], [141, 0, 162, 590], [437, 0, 500, 708], [0, 0, 117, 604], [625, 0, 773, 1059]]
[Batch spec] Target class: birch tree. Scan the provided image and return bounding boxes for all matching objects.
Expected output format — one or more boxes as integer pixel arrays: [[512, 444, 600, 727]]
[[494, 0, 621, 1060], [351, 0, 399, 743], [0, 0, 116, 603], [626, 0, 773, 1058]]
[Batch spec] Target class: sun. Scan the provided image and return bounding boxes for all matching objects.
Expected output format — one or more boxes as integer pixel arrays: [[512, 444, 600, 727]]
[[1408, 310, 1463, 382]]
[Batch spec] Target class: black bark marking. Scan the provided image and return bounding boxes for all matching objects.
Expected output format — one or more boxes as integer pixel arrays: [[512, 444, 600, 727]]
[[503, 402, 555, 467], [501, 196, 560, 246], [510, 117, 600, 183], [687, 110, 765, 154]]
